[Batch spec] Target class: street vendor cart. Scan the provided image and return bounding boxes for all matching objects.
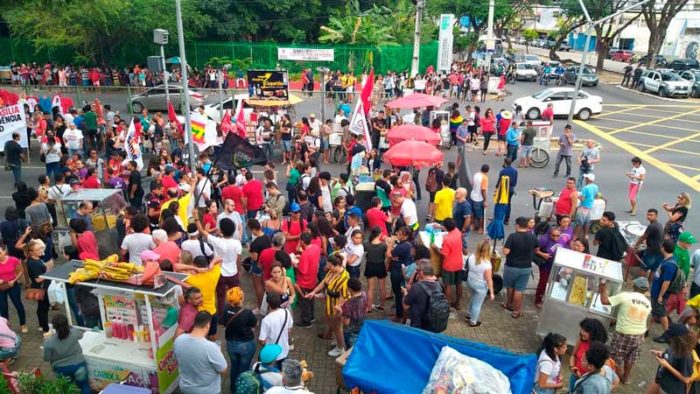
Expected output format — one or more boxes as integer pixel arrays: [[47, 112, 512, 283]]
[[42, 261, 186, 393], [536, 248, 624, 344], [56, 189, 127, 258]]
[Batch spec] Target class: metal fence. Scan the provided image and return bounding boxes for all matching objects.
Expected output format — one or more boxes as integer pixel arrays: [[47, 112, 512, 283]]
[[0, 37, 439, 75]]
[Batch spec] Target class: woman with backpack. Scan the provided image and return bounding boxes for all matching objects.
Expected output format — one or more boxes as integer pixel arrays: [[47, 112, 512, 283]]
[[532, 333, 567, 393]]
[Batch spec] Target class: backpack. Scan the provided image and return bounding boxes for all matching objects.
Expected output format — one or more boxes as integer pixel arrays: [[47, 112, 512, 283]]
[[609, 226, 629, 261], [235, 363, 281, 394], [296, 174, 310, 194], [664, 262, 686, 294], [425, 168, 438, 193], [418, 281, 450, 333]]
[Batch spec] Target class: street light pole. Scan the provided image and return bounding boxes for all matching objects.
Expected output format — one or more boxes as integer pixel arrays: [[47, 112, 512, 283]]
[[567, 0, 651, 123], [175, 0, 196, 174], [410, 0, 425, 76], [485, 0, 496, 74], [160, 45, 170, 104]]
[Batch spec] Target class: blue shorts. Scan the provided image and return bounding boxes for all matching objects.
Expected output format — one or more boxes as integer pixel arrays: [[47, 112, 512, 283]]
[[641, 251, 663, 272], [250, 261, 263, 275], [503, 265, 532, 292], [321, 138, 329, 150], [282, 140, 292, 152], [470, 200, 484, 219], [520, 145, 534, 158]]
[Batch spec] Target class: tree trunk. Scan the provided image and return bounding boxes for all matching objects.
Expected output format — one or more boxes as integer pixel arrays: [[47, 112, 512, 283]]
[[646, 30, 664, 69], [549, 34, 570, 61], [525, 43, 530, 54], [593, 25, 609, 72]]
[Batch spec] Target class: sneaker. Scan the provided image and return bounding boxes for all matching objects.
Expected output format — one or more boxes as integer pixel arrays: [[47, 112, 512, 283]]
[[331, 338, 337, 346], [372, 304, 384, 312], [327, 346, 344, 357], [20, 326, 28, 334], [653, 334, 668, 344], [42, 331, 53, 338], [295, 322, 313, 329]]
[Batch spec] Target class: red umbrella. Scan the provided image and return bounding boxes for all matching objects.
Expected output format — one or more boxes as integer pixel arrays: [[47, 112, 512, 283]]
[[385, 93, 447, 109], [382, 140, 444, 168], [386, 124, 440, 146]]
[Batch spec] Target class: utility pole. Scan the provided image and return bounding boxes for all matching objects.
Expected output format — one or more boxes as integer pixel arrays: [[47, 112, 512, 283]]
[[175, 0, 196, 174], [153, 29, 170, 105], [485, 0, 496, 74], [411, 0, 425, 77]]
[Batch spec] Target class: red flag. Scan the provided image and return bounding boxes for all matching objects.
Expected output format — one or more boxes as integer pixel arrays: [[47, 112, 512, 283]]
[[221, 110, 233, 135], [234, 101, 247, 139], [167, 100, 183, 134], [94, 98, 105, 125], [360, 68, 374, 116]]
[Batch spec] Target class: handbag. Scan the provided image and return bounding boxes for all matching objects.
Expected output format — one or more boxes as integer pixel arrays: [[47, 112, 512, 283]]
[[25, 288, 46, 301]]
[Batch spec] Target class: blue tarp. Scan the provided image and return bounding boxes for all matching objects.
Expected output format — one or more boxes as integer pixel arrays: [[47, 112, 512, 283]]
[[342, 320, 537, 394]]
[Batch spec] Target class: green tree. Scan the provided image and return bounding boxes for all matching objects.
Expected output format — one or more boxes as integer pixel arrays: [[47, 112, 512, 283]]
[[4, 0, 209, 65], [642, 0, 690, 68], [522, 28, 540, 53]]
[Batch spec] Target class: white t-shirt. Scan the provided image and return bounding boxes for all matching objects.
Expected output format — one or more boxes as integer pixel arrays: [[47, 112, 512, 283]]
[[217, 211, 243, 240], [470, 172, 487, 202], [181, 238, 214, 260], [534, 351, 562, 388], [48, 184, 71, 202], [259, 308, 293, 360], [63, 128, 84, 150], [344, 243, 365, 268], [400, 199, 418, 227], [120, 233, 156, 265], [206, 235, 242, 277], [320, 184, 333, 213], [630, 165, 646, 185], [308, 119, 322, 136], [467, 255, 493, 284]]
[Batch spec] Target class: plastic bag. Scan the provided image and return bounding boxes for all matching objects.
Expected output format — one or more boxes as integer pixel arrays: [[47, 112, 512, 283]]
[[47, 280, 65, 305], [422, 346, 511, 394]]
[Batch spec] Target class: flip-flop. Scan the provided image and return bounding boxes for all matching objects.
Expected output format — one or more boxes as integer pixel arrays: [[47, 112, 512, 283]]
[[511, 312, 522, 319], [500, 303, 513, 311]]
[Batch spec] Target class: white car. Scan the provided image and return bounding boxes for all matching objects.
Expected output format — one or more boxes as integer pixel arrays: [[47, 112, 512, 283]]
[[202, 93, 250, 123], [524, 54, 542, 69], [514, 63, 538, 81], [513, 87, 603, 121]]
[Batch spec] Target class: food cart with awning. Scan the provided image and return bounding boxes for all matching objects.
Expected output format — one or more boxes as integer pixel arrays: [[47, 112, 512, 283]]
[[42, 261, 186, 393]]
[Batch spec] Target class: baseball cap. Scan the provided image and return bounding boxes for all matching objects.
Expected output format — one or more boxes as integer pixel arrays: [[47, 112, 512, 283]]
[[290, 203, 301, 213], [309, 113, 316, 118], [259, 344, 282, 364], [583, 173, 596, 182], [140, 250, 160, 261], [632, 276, 649, 290], [667, 323, 689, 338], [679, 232, 697, 244]]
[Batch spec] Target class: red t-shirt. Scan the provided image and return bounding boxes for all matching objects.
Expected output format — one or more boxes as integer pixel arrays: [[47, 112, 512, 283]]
[[282, 219, 307, 254], [296, 244, 320, 289], [258, 247, 276, 281], [202, 213, 217, 232], [162, 175, 178, 191], [242, 179, 264, 211], [0, 257, 21, 282], [366, 208, 389, 237], [154, 241, 181, 266], [77, 231, 99, 260], [177, 303, 198, 333], [83, 176, 101, 189], [221, 185, 245, 215], [440, 228, 463, 272], [542, 107, 554, 123]]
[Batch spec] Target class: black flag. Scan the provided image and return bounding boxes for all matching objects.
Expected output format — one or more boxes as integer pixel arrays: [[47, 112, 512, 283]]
[[215, 132, 267, 170]]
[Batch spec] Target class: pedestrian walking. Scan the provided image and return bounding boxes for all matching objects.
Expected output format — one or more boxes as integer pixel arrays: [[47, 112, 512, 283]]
[[553, 125, 576, 178], [625, 157, 646, 216]]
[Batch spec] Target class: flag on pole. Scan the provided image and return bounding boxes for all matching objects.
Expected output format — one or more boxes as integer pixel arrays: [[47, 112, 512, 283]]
[[167, 100, 183, 135], [221, 110, 233, 135], [125, 119, 144, 170], [215, 132, 267, 170], [234, 100, 247, 139], [360, 68, 374, 116], [348, 100, 372, 150], [191, 119, 206, 144]]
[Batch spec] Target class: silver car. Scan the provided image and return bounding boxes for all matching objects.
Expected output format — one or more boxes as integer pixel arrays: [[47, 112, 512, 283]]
[[129, 83, 206, 113]]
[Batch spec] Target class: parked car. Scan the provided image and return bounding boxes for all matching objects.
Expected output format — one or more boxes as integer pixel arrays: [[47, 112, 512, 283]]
[[514, 63, 538, 81], [202, 93, 250, 123], [678, 70, 700, 98], [536, 38, 548, 48], [562, 66, 599, 87], [638, 69, 692, 98], [612, 50, 635, 62], [129, 83, 206, 113], [607, 48, 621, 59], [524, 54, 542, 68], [636, 54, 667, 67], [513, 87, 603, 121], [559, 42, 572, 51], [667, 58, 700, 71]]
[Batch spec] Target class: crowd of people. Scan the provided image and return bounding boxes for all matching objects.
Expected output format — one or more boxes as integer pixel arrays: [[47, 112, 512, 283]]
[[0, 58, 698, 394]]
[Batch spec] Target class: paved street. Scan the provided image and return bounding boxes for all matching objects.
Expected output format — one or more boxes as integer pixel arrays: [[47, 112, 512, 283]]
[[1, 78, 699, 393]]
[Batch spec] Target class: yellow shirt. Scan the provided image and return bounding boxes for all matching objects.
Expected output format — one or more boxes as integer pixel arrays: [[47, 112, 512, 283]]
[[161, 193, 192, 227], [184, 264, 221, 315], [434, 187, 455, 221], [608, 291, 651, 335]]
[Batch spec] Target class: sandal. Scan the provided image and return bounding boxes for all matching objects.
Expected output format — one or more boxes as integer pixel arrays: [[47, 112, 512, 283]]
[[469, 321, 482, 327], [317, 333, 333, 340], [500, 303, 513, 312], [511, 312, 522, 319]]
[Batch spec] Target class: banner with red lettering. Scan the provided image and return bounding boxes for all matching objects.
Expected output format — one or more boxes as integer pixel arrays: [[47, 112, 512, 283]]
[[0, 104, 28, 152]]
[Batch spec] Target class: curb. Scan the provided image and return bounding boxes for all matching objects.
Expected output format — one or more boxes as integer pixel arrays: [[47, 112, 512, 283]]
[[616, 85, 700, 102]]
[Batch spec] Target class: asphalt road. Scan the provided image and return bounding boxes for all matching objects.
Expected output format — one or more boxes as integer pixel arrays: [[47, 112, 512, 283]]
[[1, 81, 698, 238]]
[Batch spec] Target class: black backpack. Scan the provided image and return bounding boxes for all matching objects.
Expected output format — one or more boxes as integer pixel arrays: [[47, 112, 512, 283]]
[[418, 281, 450, 333], [609, 225, 629, 261]]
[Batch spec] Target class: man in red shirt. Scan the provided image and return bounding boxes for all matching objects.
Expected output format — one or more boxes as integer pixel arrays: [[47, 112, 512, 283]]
[[295, 232, 320, 328], [242, 172, 264, 220], [161, 167, 179, 191], [366, 197, 391, 238], [221, 178, 245, 216], [541, 103, 554, 125], [433, 218, 464, 309], [554, 177, 578, 224], [282, 203, 307, 253], [175, 287, 203, 338], [258, 233, 286, 282]]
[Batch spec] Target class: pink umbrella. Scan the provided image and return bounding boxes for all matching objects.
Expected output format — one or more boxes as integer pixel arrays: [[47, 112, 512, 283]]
[[383, 140, 444, 168], [386, 124, 440, 146], [385, 93, 448, 109]]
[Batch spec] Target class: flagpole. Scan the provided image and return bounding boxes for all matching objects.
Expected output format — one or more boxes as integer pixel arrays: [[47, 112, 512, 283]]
[[175, 0, 196, 174]]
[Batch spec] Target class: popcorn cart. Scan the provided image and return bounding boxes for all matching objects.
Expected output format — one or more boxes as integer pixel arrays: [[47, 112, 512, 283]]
[[536, 248, 624, 344]]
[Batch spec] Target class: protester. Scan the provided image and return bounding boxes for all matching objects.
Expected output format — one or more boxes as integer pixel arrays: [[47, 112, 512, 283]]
[[502, 217, 538, 318], [222, 287, 258, 393], [265, 359, 314, 394], [259, 293, 293, 368], [403, 260, 443, 331], [174, 311, 228, 394], [532, 333, 567, 393], [625, 157, 646, 216], [465, 239, 494, 327], [647, 323, 695, 394], [567, 318, 610, 391]]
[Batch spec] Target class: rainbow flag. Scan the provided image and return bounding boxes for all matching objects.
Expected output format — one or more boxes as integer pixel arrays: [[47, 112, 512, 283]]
[[191, 119, 206, 144]]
